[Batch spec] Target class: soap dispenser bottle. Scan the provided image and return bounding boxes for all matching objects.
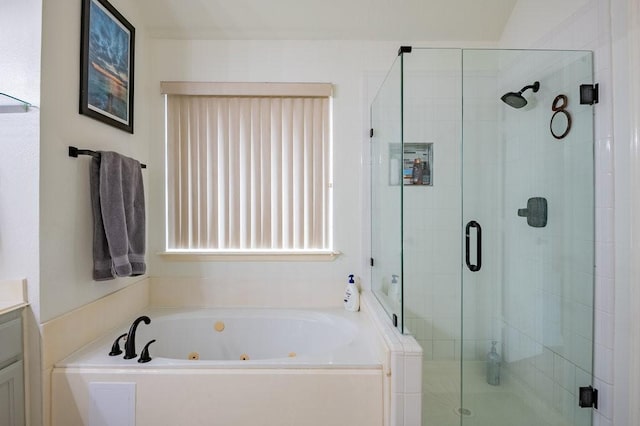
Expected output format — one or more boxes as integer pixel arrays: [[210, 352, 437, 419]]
[[343, 275, 360, 312], [390, 274, 401, 302], [486, 340, 501, 386]]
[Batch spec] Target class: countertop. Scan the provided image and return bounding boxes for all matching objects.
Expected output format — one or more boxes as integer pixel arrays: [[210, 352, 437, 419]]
[[0, 301, 28, 316]]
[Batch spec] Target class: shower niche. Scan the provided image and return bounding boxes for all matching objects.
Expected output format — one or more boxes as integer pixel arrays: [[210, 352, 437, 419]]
[[370, 48, 595, 426], [389, 142, 433, 186]]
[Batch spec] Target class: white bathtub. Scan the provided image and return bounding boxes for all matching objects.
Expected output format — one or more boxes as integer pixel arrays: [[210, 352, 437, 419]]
[[56, 307, 383, 368], [52, 307, 387, 425]]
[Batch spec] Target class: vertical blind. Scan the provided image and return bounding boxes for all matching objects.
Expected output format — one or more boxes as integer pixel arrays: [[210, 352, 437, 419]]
[[165, 89, 332, 251]]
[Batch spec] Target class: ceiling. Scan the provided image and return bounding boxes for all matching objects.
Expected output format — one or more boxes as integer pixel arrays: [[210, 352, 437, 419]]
[[135, 0, 519, 41]]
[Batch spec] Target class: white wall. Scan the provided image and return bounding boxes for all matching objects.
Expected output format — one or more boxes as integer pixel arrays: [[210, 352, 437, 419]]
[[0, 0, 41, 319], [500, 0, 592, 48], [0, 0, 41, 104], [39, 0, 152, 323], [0, 2, 43, 425], [611, 0, 639, 425], [147, 39, 406, 302]]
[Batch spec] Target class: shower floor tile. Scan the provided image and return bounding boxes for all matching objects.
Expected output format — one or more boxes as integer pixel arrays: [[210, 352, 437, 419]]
[[422, 361, 576, 426]]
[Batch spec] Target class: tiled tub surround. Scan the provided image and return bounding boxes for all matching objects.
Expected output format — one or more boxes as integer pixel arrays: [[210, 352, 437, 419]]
[[361, 292, 424, 426], [46, 280, 421, 426]]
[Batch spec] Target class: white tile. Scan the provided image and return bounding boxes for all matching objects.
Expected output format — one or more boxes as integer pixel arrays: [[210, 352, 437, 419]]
[[458, 339, 478, 361], [595, 275, 614, 314], [572, 334, 594, 372], [404, 355, 422, 393], [43, 279, 149, 370], [593, 379, 613, 419], [421, 318, 433, 340], [593, 411, 613, 426], [419, 340, 433, 361], [595, 138, 613, 176], [432, 340, 455, 360], [392, 392, 404, 426], [403, 392, 422, 426], [391, 352, 404, 393], [595, 242, 614, 279], [595, 172, 614, 209], [573, 302, 594, 339], [552, 383, 575, 424], [504, 326, 520, 363], [575, 367, 592, 389], [400, 335, 424, 355], [554, 353, 576, 393], [594, 309, 614, 349], [535, 370, 555, 407], [432, 317, 457, 340], [536, 346, 555, 378], [595, 207, 614, 245], [574, 402, 593, 426], [593, 343, 613, 384]]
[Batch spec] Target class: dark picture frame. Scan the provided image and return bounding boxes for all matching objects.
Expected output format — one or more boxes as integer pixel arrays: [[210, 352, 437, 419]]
[[80, 0, 135, 133]]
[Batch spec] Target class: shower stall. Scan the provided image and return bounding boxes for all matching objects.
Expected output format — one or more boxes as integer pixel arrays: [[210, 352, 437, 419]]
[[371, 48, 595, 426]]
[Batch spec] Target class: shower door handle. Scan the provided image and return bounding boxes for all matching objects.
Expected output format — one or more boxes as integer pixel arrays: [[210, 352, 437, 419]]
[[465, 221, 482, 272]]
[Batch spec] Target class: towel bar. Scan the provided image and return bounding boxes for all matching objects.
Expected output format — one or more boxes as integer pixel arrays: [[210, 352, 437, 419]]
[[69, 146, 147, 168]]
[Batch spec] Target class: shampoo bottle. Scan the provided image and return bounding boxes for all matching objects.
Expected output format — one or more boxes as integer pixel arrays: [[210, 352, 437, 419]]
[[486, 340, 501, 386], [343, 275, 360, 312], [412, 158, 424, 184]]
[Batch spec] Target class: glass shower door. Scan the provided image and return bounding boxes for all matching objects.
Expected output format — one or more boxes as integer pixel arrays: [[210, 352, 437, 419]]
[[371, 55, 403, 328], [461, 49, 595, 426]]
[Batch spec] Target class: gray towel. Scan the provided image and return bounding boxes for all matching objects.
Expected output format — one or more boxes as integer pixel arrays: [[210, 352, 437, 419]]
[[90, 157, 113, 280], [90, 151, 146, 280]]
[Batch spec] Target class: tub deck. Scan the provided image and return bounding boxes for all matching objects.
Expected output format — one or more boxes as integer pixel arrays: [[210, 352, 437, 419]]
[[52, 307, 387, 426]]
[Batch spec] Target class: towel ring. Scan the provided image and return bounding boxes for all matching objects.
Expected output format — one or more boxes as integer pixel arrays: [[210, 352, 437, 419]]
[[550, 95, 571, 140]]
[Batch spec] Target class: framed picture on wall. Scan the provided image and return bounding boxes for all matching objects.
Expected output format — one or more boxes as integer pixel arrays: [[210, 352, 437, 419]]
[[80, 0, 135, 133]]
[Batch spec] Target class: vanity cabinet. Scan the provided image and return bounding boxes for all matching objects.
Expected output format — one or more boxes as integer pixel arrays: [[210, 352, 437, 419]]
[[0, 310, 24, 426]]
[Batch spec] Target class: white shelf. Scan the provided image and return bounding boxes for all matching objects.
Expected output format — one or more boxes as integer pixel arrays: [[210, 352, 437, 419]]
[[0, 92, 31, 113]]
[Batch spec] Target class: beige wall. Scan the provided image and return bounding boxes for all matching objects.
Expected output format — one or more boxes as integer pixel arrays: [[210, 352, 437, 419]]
[[39, 0, 152, 323]]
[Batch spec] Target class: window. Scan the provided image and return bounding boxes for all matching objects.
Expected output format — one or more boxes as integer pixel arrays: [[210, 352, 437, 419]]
[[162, 82, 333, 256]]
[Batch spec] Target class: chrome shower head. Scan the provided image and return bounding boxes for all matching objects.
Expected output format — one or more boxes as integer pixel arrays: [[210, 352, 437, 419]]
[[501, 81, 540, 109]]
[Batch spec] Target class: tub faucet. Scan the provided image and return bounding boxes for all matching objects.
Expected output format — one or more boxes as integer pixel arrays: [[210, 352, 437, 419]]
[[124, 315, 151, 359]]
